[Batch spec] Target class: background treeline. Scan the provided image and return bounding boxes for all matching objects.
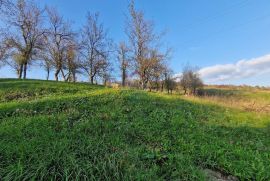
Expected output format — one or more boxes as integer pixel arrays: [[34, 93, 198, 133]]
[[0, 0, 203, 95]]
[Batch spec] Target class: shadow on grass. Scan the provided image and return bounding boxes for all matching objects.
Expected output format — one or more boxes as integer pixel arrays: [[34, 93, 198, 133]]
[[197, 88, 241, 97]]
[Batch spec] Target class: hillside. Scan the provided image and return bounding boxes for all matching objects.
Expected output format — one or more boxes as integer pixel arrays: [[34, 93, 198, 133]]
[[0, 79, 269, 180]]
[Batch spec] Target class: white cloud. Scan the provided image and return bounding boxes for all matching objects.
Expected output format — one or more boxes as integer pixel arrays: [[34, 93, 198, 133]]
[[198, 54, 270, 84]]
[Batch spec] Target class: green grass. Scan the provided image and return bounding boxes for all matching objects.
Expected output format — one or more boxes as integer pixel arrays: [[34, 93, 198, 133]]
[[0, 79, 270, 180]]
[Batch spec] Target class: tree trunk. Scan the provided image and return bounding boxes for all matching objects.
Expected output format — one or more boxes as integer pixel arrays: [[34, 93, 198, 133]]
[[155, 81, 159, 91], [65, 72, 71, 82], [122, 68, 126, 87], [141, 80, 147, 90], [46, 68, 50, 80], [141, 82, 145, 90], [61, 69, 67, 82], [55, 69, 60, 81], [18, 64, 23, 79], [90, 59, 94, 84], [90, 76, 94, 84], [72, 71, 76, 83], [23, 63, 27, 79]]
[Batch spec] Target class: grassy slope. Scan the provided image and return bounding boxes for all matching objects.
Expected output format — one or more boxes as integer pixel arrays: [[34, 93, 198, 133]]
[[0, 79, 269, 180]]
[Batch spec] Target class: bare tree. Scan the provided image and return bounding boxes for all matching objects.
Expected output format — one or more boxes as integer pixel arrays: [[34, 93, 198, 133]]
[[0, 43, 8, 67], [38, 50, 52, 80], [99, 56, 112, 86], [147, 49, 168, 91], [126, 1, 170, 89], [45, 7, 74, 81], [43, 57, 52, 81], [117, 42, 130, 87], [80, 12, 112, 84], [189, 73, 203, 95], [0, 49, 5, 64], [1, 0, 45, 79], [46, 42, 79, 82], [64, 42, 81, 82], [0, 3, 10, 68], [163, 68, 176, 94], [12, 53, 25, 76], [180, 68, 189, 95], [180, 66, 203, 95]]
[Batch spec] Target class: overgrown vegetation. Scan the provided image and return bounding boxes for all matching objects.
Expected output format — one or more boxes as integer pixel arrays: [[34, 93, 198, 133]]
[[0, 79, 269, 180], [190, 85, 270, 114]]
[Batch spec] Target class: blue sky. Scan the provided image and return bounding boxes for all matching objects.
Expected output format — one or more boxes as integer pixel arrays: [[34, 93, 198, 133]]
[[1, 0, 270, 86]]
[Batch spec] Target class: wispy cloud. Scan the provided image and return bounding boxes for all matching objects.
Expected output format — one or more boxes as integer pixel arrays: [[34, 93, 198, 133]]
[[198, 54, 270, 83]]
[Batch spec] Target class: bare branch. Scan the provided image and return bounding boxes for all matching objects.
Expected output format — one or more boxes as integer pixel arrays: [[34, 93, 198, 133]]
[[80, 12, 112, 84], [1, 0, 46, 79]]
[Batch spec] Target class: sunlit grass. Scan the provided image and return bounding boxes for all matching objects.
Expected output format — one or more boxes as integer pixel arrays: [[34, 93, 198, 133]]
[[182, 86, 270, 115]]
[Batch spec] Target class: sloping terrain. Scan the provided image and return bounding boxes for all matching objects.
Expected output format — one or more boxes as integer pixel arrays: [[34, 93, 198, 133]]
[[0, 79, 269, 180]]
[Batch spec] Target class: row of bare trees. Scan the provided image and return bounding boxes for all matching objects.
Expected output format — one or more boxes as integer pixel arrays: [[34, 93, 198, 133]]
[[0, 0, 203, 94], [0, 0, 113, 83]]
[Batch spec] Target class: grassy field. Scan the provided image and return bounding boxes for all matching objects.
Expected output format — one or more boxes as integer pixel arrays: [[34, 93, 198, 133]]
[[0, 79, 269, 180], [187, 85, 270, 114]]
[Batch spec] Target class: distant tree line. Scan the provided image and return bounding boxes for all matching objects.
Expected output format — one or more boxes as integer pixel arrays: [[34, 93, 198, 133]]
[[0, 0, 203, 95]]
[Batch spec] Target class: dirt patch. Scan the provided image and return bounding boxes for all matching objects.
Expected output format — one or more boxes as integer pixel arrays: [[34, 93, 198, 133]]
[[203, 169, 238, 181]]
